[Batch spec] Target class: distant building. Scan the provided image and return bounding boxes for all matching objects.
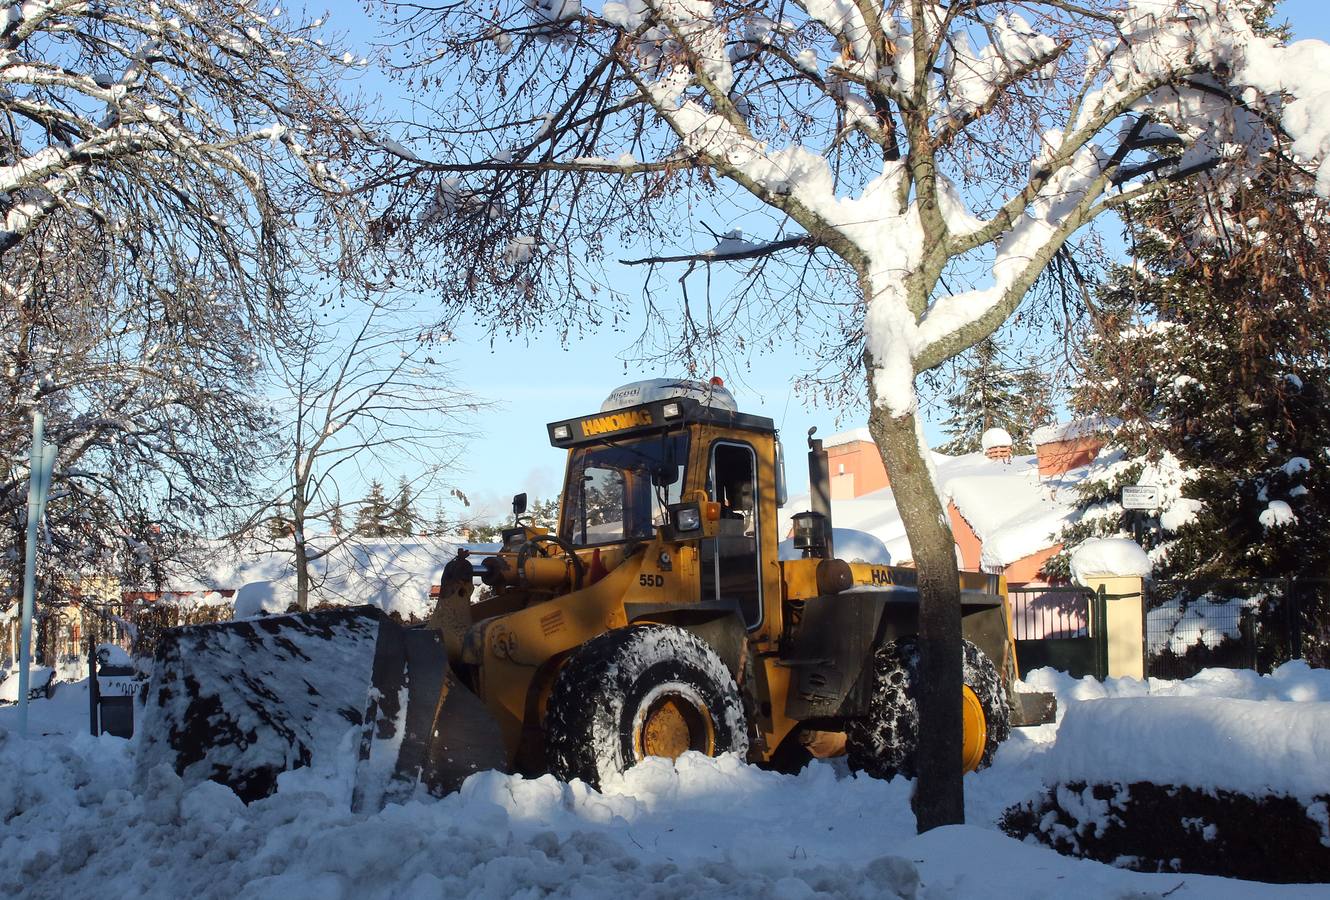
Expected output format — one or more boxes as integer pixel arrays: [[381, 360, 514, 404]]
[[788, 421, 1105, 586]]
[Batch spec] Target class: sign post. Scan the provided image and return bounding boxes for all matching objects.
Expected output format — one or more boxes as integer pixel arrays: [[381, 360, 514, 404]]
[[16, 412, 58, 737], [1120, 485, 1160, 510], [1121, 485, 1161, 550]]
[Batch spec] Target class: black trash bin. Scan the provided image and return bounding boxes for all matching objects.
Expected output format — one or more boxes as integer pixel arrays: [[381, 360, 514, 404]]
[[94, 645, 135, 738]]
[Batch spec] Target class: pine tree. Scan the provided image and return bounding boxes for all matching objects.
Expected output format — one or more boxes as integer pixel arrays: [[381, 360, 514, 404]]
[[392, 476, 418, 536], [429, 502, 450, 536], [355, 481, 392, 537], [938, 339, 1025, 454], [1015, 363, 1055, 441], [1053, 157, 1330, 662]]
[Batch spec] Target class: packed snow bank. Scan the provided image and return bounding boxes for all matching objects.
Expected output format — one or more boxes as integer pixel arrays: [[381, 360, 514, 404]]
[[1021, 659, 1330, 708], [1068, 537, 1151, 585], [1046, 696, 1330, 801], [6, 663, 1330, 897]]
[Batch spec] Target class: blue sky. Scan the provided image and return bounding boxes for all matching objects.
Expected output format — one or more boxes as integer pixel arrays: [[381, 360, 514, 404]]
[[319, 1, 1330, 521]]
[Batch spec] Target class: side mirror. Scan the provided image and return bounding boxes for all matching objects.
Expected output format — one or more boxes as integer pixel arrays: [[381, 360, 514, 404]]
[[512, 492, 528, 520], [652, 464, 679, 488], [653, 436, 680, 488]]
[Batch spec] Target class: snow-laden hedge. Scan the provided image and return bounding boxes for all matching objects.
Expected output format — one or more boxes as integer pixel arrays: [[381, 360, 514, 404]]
[[1004, 691, 1330, 882]]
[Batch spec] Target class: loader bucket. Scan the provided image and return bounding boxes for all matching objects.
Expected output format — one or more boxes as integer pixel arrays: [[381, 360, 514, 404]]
[[136, 606, 505, 808]]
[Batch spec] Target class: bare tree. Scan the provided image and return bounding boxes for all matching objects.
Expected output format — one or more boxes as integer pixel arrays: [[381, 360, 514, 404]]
[[369, 0, 1330, 829], [0, 0, 381, 599], [249, 304, 479, 611]]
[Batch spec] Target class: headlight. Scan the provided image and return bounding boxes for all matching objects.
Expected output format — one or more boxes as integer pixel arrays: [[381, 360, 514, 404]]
[[661, 401, 681, 418], [674, 505, 701, 531], [552, 424, 571, 440]]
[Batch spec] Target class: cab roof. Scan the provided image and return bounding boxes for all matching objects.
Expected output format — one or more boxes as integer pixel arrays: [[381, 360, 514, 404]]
[[547, 397, 775, 448]]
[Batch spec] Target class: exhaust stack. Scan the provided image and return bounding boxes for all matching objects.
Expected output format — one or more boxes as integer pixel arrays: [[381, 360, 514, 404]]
[[805, 428, 835, 559]]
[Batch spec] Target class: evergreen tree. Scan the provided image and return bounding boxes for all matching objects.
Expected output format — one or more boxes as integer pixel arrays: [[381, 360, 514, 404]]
[[938, 340, 1025, 454], [1015, 363, 1056, 441], [1053, 157, 1330, 661], [429, 502, 450, 536], [392, 476, 419, 536], [355, 481, 392, 537]]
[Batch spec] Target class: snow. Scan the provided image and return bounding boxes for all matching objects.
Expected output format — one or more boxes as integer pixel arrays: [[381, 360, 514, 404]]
[[1068, 537, 1153, 585], [0, 666, 53, 703], [166, 536, 461, 620], [781, 450, 1086, 569], [503, 234, 536, 265], [1146, 591, 1257, 656], [1260, 500, 1298, 529], [980, 427, 1012, 451], [1030, 417, 1114, 447], [4, 663, 1330, 897], [778, 527, 889, 564], [820, 426, 873, 448], [1047, 696, 1330, 802]]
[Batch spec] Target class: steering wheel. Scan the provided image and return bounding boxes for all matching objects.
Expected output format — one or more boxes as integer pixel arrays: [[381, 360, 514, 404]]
[[515, 534, 586, 591]]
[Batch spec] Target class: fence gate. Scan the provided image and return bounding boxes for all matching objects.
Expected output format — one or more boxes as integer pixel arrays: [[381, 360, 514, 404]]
[[1009, 585, 1107, 680]]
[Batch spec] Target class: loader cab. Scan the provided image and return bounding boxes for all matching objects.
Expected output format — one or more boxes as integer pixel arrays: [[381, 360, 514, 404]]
[[547, 379, 783, 638]]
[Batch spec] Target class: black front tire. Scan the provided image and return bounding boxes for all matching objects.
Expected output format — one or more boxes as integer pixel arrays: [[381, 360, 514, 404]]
[[545, 624, 748, 789], [845, 637, 1009, 780]]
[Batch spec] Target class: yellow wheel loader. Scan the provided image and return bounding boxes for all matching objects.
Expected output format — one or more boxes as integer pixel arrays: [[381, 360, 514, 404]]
[[138, 379, 1053, 805]]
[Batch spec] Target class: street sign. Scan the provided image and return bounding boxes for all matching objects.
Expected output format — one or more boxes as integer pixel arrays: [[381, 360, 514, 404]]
[[1121, 485, 1160, 510]]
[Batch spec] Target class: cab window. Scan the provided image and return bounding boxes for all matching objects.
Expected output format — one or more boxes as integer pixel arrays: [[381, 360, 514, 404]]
[[559, 432, 688, 546]]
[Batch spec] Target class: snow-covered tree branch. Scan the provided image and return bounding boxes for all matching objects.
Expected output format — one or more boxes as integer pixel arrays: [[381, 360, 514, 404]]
[[374, 0, 1330, 830], [1, 0, 381, 599]]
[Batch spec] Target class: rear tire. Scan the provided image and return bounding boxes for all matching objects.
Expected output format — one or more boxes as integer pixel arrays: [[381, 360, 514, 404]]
[[845, 637, 1009, 780], [545, 624, 748, 789]]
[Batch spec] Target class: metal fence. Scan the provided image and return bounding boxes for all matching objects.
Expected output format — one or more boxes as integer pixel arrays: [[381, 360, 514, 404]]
[[1145, 578, 1319, 679], [1010, 585, 1106, 679], [1009, 586, 1093, 640]]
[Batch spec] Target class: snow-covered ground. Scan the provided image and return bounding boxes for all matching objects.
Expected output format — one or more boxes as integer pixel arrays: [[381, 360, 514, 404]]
[[3, 664, 1327, 898]]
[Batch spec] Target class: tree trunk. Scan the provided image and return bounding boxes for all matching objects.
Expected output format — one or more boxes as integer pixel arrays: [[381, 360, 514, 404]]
[[866, 357, 965, 833], [294, 542, 309, 613]]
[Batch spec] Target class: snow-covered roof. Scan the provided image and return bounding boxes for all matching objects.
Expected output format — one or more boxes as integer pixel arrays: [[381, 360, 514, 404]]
[[821, 427, 874, 448], [163, 536, 462, 620], [1031, 416, 1115, 447], [780, 451, 1088, 571]]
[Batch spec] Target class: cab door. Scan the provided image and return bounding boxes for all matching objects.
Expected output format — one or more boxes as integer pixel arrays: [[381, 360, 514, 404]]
[[700, 440, 763, 629]]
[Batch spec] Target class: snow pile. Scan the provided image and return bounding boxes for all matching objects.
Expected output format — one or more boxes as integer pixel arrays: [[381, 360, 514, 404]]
[[1046, 696, 1330, 802], [1068, 537, 1152, 585], [980, 427, 1013, 450], [6, 663, 1330, 897]]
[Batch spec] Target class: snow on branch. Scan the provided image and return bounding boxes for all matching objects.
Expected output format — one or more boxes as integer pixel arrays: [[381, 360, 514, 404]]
[[382, 0, 1330, 412]]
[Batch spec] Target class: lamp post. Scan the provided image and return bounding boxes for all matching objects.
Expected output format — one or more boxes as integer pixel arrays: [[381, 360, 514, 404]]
[[16, 412, 57, 737]]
